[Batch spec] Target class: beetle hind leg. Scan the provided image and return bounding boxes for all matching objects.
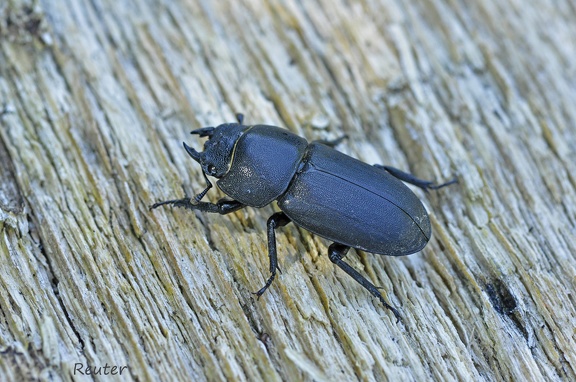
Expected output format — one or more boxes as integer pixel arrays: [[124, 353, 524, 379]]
[[374, 165, 457, 193], [328, 243, 401, 322], [254, 212, 291, 298]]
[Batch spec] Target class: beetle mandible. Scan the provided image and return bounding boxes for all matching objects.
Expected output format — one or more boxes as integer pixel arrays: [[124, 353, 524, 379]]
[[152, 114, 456, 321]]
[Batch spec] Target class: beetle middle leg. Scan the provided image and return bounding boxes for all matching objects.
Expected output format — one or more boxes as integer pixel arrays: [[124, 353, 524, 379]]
[[313, 135, 348, 148], [374, 165, 457, 192], [254, 212, 292, 298], [328, 243, 401, 322]]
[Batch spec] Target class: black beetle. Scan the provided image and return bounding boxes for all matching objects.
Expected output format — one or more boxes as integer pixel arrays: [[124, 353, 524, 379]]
[[152, 114, 456, 320]]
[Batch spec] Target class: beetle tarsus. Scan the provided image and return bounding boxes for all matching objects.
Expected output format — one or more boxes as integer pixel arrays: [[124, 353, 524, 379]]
[[236, 113, 244, 125], [254, 276, 275, 299], [375, 165, 457, 193], [328, 243, 402, 322], [192, 172, 214, 203], [254, 212, 291, 298], [427, 177, 458, 190]]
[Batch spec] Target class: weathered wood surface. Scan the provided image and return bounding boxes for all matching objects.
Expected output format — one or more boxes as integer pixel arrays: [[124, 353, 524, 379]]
[[1, 0, 575, 380]]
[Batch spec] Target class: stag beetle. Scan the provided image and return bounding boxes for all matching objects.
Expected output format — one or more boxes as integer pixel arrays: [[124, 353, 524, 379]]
[[152, 114, 456, 320]]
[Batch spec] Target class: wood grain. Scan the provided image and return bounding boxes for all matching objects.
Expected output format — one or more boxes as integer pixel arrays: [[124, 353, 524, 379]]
[[1, 0, 575, 380]]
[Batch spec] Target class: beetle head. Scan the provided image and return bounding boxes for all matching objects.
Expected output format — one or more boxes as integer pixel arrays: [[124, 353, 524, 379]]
[[184, 122, 248, 178]]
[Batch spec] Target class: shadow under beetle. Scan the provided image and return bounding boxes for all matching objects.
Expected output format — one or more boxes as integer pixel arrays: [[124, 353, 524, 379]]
[[152, 114, 456, 321]]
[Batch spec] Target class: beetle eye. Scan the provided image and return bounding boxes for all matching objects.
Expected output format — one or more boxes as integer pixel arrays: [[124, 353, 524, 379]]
[[207, 165, 217, 175]]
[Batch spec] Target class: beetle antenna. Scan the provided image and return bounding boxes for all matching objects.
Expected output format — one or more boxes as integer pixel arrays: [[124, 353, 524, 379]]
[[183, 142, 202, 161], [190, 127, 215, 138]]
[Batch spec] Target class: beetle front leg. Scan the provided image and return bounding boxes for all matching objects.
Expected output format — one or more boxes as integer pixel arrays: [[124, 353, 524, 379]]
[[328, 243, 402, 322], [150, 197, 245, 214], [254, 212, 291, 298], [374, 165, 457, 192]]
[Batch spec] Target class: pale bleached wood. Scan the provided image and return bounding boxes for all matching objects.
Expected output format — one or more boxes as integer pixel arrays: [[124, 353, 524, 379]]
[[1, 0, 575, 380]]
